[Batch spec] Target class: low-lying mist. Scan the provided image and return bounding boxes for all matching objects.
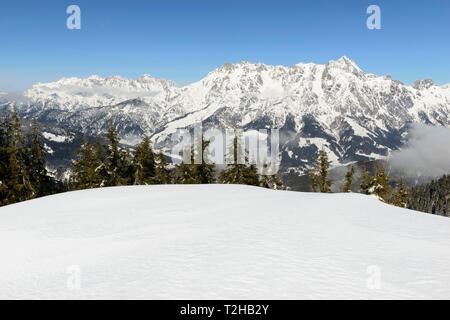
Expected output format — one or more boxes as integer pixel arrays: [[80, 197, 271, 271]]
[[389, 123, 450, 179]]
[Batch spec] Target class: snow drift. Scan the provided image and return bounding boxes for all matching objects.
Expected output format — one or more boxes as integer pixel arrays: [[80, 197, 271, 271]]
[[1, 185, 450, 299]]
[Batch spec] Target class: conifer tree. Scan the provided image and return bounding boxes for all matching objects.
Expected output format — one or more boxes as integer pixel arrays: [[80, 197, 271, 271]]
[[194, 137, 216, 184], [5, 110, 35, 204], [270, 168, 286, 190], [120, 148, 135, 185], [359, 163, 373, 195], [134, 136, 155, 185], [154, 152, 171, 184], [260, 165, 271, 189], [104, 121, 126, 186], [175, 144, 198, 184], [371, 165, 391, 202], [271, 173, 284, 190], [26, 121, 52, 197], [341, 165, 355, 193], [218, 134, 250, 185], [244, 164, 260, 186], [309, 169, 320, 192], [309, 149, 332, 193], [71, 140, 102, 190], [391, 178, 409, 208]]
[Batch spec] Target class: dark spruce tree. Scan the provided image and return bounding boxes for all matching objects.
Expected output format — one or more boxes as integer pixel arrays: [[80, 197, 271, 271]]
[[119, 147, 135, 185], [71, 139, 103, 190], [175, 144, 198, 184], [341, 165, 355, 193], [218, 133, 259, 185], [133, 136, 156, 185], [104, 121, 127, 186], [244, 164, 260, 186], [371, 165, 391, 202], [391, 178, 409, 208], [359, 163, 373, 195], [154, 152, 171, 184], [25, 121, 56, 197], [259, 164, 271, 189], [194, 136, 216, 184], [309, 149, 332, 193], [4, 110, 35, 204]]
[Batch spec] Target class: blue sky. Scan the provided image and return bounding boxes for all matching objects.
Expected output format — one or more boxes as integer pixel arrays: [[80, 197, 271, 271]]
[[0, 0, 449, 91]]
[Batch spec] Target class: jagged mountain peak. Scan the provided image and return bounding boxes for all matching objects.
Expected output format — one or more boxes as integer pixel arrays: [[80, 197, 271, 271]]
[[207, 61, 274, 77], [325, 56, 364, 76], [332, 55, 358, 65]]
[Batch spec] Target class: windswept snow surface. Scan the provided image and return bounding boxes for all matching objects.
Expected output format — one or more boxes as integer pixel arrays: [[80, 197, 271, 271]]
[[1, 185, 450, 299]]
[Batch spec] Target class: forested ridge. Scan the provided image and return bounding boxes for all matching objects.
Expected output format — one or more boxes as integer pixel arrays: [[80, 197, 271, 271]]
[[0, 110, 283, 207], [408, 175, 450, 217]]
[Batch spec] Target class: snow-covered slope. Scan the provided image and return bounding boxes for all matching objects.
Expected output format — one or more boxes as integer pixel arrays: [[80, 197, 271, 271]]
[[1, 185, 450, 299], [8, 57, 450, 171]]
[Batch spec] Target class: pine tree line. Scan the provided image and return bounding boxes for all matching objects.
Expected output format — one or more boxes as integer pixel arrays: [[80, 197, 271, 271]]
[[308, 151, 409, 208], [1, 113, 285, 207], [69, 124, 284, 192], [407, 175, 450, 217]]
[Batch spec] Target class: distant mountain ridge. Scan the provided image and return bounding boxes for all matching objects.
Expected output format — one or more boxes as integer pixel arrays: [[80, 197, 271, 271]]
[[4, 56, 450, 172]]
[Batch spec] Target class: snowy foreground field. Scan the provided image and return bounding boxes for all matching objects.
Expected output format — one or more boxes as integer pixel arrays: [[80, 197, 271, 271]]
[[1, 185, 450, 299]]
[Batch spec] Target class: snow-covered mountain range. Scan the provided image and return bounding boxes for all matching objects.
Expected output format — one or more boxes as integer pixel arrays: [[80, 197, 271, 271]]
[[5, 56, 450, 172]]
